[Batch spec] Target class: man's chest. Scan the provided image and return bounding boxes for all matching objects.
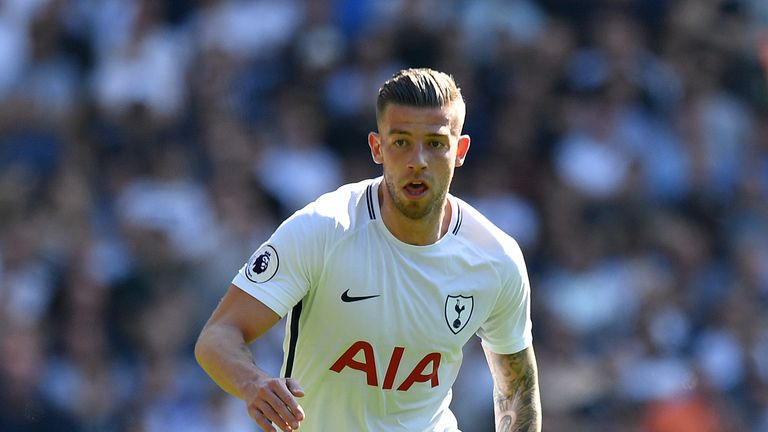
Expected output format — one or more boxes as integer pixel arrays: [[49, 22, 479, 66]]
[[304, 233, 500, 351]]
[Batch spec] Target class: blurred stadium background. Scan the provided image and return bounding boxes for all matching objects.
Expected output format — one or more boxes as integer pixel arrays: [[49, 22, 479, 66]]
[[0, 0, 767, 431]]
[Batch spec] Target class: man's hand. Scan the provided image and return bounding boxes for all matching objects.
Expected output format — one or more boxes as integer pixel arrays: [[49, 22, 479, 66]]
[[244, 377, 305, 432], [195, 285, 304, 430]]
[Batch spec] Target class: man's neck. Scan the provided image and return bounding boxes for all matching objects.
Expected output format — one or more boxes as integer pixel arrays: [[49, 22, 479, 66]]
[[377, 183, 452, 246]]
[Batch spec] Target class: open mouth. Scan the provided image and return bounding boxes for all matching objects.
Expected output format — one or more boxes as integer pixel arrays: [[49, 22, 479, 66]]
[[403, 180, 429, 198]]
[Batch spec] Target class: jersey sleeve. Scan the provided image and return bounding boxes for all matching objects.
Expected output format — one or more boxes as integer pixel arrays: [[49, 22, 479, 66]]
[[232, 208, 324, 317], [476, 249, 533, 354]]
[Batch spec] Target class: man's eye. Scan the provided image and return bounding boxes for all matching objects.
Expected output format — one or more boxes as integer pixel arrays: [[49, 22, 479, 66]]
[[429, 140, 446, 148], [394, 139, 408, 147]]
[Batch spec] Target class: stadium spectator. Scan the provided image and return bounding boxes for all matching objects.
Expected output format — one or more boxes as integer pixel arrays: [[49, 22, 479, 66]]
[[0, 1, 765, 430]]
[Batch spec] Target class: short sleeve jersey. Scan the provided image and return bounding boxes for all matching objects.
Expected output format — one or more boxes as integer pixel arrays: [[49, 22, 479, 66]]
[[232, 177, 533, 432]]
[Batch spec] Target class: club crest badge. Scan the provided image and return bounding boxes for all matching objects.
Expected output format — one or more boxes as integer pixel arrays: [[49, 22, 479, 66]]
[[245, 244, 279, 283], [444, 295, 474, 334]]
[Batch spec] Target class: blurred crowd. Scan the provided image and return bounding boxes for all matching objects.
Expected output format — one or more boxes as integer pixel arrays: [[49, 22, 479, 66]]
[[0, 0, 767, 431]]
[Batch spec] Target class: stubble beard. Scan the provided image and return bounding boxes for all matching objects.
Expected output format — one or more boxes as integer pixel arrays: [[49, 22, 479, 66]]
[[383, 173, 448, 221]]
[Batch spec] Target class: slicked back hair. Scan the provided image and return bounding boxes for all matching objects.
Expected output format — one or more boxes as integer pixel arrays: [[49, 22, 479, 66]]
[[376, 68, 466, 134]]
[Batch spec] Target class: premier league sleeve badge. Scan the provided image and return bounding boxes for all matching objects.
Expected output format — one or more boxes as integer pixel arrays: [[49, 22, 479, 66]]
[[245, 244, 279, 283]]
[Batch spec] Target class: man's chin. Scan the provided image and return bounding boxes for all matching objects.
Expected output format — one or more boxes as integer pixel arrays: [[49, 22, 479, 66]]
[[395, 199, 434, 220]]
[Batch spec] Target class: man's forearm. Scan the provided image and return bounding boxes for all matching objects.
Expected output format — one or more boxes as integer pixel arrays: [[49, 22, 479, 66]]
[[194, 323, 269, 399], [493, 385, 540, 431], [486, 346, 542, 432]]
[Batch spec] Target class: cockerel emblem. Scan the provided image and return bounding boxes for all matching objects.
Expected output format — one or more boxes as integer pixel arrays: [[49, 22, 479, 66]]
[[444, 295, 474, 334]]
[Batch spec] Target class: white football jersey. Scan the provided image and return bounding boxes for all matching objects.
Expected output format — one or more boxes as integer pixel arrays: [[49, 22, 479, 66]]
[[232, 177, 532, 432]]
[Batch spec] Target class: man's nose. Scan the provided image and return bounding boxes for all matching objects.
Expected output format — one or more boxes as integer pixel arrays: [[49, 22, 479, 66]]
[[407, 144, 427, 170]]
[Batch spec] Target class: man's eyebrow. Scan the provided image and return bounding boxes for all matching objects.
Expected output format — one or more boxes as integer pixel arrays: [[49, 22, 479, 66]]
[[388, 129, 413, 135], [388, 130, 449, 137]]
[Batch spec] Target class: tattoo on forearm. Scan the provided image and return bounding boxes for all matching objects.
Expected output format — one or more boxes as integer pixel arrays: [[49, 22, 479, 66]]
[[488, 347, 541, 431], [498, 415, 513, 432]]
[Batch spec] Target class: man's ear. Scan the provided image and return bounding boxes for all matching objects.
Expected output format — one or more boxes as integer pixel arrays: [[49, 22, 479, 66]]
[[368, 132, 383, 165], [455, 135, 471, 167]]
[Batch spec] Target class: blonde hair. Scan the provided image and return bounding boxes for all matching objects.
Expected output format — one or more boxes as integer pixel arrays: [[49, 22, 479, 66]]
[[376, 68, 466, 133]]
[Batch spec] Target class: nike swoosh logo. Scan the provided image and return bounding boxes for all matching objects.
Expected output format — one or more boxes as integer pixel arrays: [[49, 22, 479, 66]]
[[341, 289, 381, 303]]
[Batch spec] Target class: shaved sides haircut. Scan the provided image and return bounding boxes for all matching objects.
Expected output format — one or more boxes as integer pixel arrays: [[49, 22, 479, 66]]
[[376, 68, 466, 133]]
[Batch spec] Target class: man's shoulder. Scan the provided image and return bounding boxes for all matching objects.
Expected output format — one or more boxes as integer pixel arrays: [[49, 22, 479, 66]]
[[292, 178, 379, 232], [451, 195, 525, 263], [314, 178, 375, 205]]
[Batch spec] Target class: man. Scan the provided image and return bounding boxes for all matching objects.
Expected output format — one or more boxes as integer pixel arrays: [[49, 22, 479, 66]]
[[195, 68, 541, 431]]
